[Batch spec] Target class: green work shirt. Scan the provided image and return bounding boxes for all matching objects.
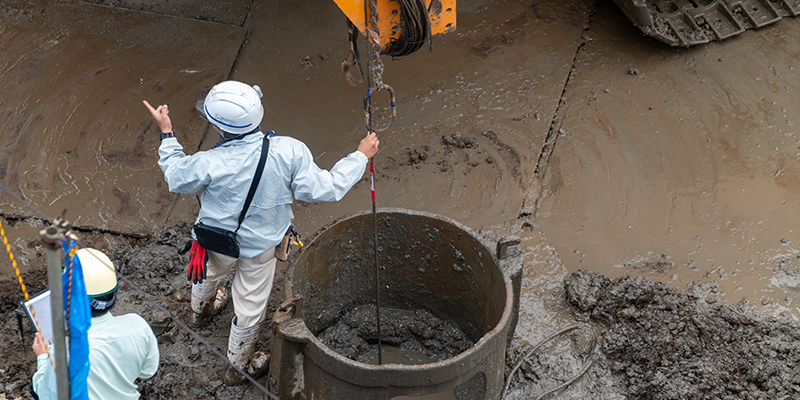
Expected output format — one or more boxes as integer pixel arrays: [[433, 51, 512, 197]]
[[32, 312, 160, 400]]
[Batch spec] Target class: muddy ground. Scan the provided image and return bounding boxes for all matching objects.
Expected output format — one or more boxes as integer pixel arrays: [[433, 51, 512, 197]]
[[500, 269, 800, 400], [3, 0, 800, 399], [568, 269, 800, 400], [7, 231, 800, 400], [0, 228, 288, 399]]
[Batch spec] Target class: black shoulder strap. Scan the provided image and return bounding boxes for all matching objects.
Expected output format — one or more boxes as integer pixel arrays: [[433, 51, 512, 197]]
[[235, 131, 273, 232]]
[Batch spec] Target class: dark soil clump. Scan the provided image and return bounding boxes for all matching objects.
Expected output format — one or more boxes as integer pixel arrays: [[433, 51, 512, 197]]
[[565, 269, 800, 400], [318, 304, 474, 364], [0, 229, 285, 400]]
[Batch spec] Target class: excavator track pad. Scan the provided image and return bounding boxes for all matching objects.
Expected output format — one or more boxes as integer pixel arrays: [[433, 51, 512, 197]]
[[613, 0, 800, 46]]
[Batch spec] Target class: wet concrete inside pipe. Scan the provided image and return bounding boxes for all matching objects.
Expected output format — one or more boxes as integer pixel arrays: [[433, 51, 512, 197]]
[[318, 304, 475, 365], [290, 210, 507, 345]]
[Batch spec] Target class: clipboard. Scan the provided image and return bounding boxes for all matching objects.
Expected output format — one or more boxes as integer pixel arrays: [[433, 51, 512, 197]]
[[19, 289, 54, 345]]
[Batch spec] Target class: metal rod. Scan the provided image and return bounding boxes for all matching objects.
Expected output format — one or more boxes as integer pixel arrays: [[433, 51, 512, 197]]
[[370, 158, 382, 364], [364, 0, 382, 365], [43, 226, 70, 400]]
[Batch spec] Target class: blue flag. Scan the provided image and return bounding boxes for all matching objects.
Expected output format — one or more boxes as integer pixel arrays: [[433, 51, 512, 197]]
[[62, 240, 91, 400]]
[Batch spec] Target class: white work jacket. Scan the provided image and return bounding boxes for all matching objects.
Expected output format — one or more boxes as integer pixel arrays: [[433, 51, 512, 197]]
[[32, 312, 160, 400], [158, 132, 368, 258]]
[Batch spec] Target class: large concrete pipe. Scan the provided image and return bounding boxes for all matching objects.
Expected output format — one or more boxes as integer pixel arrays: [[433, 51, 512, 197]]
[[269, 209, 521, 399]]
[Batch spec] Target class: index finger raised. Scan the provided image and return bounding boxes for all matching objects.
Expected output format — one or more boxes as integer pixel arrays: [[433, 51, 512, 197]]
[[142, 100, 157, 114]]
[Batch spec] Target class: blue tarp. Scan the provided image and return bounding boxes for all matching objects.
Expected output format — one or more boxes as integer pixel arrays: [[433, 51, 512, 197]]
[[62, 240, 91, 400]]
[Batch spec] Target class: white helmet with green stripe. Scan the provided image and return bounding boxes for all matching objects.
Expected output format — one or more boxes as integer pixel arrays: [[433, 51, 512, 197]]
[[76, 248, 118, 311]]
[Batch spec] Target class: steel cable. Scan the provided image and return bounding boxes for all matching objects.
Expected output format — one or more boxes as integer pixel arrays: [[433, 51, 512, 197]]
[[365, 0, 384, 367], [502, 324, 597, 400]]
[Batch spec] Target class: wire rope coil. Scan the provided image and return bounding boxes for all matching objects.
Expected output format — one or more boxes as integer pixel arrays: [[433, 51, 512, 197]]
[[502, 324, 598, 400]]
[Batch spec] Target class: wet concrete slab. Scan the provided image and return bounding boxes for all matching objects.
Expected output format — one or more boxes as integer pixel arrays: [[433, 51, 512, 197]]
[[206, 0, 594, 232], [0, 0, 245, 234], [66, 0, 251, 26], [537, 1, 800, 317]]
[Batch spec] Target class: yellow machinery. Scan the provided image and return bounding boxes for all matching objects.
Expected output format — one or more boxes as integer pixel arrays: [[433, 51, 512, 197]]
[[333, 0, 799, 50], [613, 0, 800, 47], [332, 0, 457, 131], [332, 0, 456, 56]]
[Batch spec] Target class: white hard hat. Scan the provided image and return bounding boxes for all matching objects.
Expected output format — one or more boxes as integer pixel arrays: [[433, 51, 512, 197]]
[[202, 80, 264, 135], [75, 248, 118, 297]]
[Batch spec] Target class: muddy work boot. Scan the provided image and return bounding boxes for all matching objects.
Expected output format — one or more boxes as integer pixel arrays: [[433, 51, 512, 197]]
[[223, 317, 269, 385], [191, 282, 229, 327]]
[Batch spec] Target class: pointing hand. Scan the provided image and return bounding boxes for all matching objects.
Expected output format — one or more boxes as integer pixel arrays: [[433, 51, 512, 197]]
[[143, 100, 173, 134]]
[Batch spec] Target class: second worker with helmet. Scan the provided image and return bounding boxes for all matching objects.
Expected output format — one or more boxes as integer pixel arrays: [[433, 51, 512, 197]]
[[143, 80, 379, 384]]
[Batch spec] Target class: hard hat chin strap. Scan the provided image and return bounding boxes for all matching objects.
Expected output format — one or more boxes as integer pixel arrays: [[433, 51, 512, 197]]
[[90, 292, 116, 311]]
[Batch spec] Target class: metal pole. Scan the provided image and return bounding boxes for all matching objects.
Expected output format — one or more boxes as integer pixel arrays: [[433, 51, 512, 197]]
[[370, 158, 382, 365], [42, 226, 70, 400]]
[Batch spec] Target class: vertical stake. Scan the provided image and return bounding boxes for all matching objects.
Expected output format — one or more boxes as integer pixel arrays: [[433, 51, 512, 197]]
[[42, 225, 70, 400], [370, 158, 382, 365]]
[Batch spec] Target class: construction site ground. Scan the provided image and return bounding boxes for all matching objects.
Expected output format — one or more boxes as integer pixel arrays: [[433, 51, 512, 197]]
[[2, 0, 800, 399]]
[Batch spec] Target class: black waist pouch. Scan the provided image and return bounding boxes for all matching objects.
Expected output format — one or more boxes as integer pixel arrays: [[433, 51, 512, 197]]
[[193, 221, 240, 258], [192, 133, 272, 260]]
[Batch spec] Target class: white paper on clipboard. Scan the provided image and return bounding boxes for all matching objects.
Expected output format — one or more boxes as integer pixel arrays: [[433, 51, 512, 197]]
[[20, 289, 54, 345]]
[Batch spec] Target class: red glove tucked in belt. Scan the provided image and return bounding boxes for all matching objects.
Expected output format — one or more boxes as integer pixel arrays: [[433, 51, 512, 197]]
[[188, 240, 208, 284]]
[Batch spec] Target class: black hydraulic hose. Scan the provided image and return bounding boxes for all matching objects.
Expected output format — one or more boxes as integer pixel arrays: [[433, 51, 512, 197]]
[[384, 0, 432, 57]]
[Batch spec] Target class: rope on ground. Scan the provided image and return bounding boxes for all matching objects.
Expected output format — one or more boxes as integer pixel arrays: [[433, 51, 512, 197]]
[[501, 324, 597, 400], [0, 185, 282, 400], [65, 246, 78, 338], [0, 218, 57, 371], [533, 352, 595, 400]]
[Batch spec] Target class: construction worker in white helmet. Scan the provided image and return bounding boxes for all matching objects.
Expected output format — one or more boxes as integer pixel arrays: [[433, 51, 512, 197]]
[[31, 248, 159, 400], [143, 80, 379, 384]]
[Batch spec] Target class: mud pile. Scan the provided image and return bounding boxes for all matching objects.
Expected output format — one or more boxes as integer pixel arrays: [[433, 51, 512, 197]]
[[565, 269, 800, 400], [318, 304, 474, 364], [0, 229, 282, 400], [119, 229, 285, 400]]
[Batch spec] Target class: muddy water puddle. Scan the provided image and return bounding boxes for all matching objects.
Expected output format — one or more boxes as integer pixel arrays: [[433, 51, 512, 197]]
[[0, 0, 244, 235], [234, 0, 594, 231], [537, 0, 800, 322]]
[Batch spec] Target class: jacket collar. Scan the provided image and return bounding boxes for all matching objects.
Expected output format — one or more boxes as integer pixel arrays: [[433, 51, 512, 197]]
[[212, 128, 262, 149]]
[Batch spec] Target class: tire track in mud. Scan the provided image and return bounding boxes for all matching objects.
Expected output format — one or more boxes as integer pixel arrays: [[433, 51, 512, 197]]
[[522, 0, 600, 219]]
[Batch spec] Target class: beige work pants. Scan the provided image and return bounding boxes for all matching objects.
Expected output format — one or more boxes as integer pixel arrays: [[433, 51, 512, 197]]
[[205, 247, 276, 329]]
